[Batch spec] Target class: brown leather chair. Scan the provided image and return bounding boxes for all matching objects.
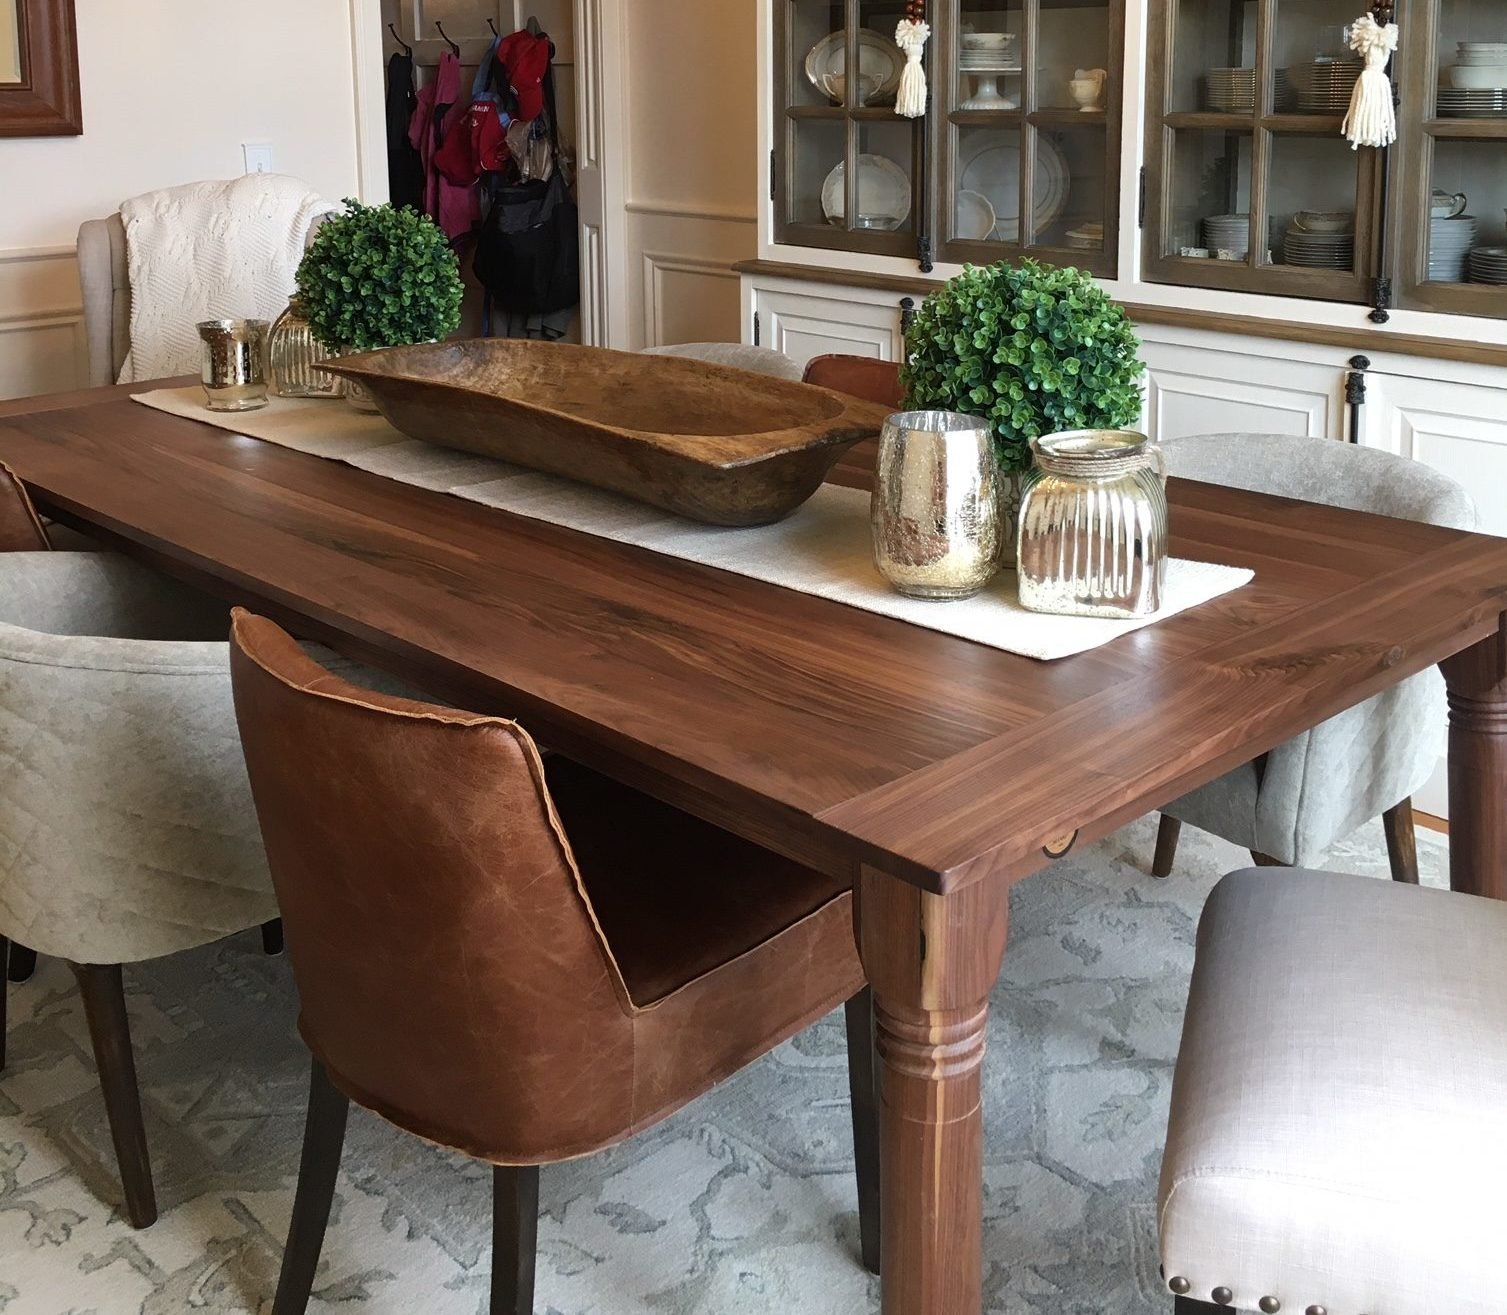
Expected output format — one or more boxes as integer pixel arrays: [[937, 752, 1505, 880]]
[[227, 610, 879, 1315], [803, 355, 904, 492]]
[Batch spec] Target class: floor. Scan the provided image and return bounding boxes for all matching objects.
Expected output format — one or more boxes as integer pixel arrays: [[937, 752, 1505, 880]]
[[0, 814, 1447, 1315]]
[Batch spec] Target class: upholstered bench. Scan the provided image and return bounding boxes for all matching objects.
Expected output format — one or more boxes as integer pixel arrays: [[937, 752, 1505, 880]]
[[1159, 866, 1506, 1315]]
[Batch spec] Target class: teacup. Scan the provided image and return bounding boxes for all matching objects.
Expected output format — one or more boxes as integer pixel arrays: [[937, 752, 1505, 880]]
[[1069, 77, 1104, 110], [1431, 189, 1468, 219]]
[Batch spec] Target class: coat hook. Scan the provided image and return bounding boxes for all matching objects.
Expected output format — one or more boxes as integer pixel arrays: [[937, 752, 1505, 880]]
[[434, 21, 460, 57], [387, 22, 412, 56], [487, 17, 500, 37]]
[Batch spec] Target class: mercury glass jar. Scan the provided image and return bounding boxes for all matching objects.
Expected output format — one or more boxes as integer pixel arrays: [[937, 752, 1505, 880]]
[[1017, 429, 1168, 618], [266, 296, 342, 399], [872, 410, 1001, 600]]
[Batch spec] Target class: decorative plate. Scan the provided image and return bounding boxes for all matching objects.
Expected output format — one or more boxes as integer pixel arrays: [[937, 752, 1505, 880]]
[[955, 189, 997, 241], [822, 154, 913, 230], [959, 134, 1069, 242], [805, 30, 904, 105]]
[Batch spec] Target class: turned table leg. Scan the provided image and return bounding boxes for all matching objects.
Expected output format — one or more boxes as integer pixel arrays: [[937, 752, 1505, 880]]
[[857, 866, 1009, 1315], [1443, 620, 1507, 901]]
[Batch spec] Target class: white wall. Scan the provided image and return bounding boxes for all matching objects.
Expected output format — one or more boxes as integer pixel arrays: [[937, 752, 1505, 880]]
[[621, 0, 758, 349], [0, 0, 365, 399]]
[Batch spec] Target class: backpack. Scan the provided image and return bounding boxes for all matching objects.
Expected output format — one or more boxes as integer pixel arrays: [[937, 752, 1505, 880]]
[[472, 59, 579, 317]]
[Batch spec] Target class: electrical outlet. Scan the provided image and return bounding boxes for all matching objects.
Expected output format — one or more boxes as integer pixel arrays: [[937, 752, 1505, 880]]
[[242, 142, 275, 175]]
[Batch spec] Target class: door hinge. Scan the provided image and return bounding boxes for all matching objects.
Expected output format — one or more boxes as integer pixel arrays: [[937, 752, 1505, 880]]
[[899, 296, 917, 338], [1368, 276, 1393, 325], [1137, 166, 1147, 229], [753, 311, 761, 347], [769, 149, 777, 203], [917, 235, 934, 274], [1345, 355, 1370, 444]]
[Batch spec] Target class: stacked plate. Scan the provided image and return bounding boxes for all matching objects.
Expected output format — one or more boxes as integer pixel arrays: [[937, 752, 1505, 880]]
[[1468, 246, 1507, 285], [1438, 86, 1507, 117], [1429, 214, 1478, 281], [1283, 227, 1353, 269], [1290, 59, 1362, 112], [1202, 213, 1250, 256], [1205, 67, 1256, 113]]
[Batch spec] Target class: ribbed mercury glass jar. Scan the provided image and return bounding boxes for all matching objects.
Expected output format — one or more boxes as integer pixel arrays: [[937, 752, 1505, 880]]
[[266, 296, 342, 399], [1016, 429, 1167, 618]]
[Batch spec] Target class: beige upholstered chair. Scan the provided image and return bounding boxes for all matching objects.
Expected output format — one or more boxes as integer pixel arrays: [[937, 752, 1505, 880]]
[[1152, 434, 1476, 882], [76, 210, 327, 387], [0, 550, 272, 1228], [1159, 867, 1506, 1315], [640, 341, 804, 380]]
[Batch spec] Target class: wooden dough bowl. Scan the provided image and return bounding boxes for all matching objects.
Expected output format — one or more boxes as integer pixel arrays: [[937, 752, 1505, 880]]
[[320, 340, 893, 527]]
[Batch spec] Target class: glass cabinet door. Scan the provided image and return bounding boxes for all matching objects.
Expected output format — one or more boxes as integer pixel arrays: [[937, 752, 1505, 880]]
[[935, 0, 1122, 275], [1394, 0, 1507, 316], [775, 0, 923, 258], [1144, 0, 1378, 302]]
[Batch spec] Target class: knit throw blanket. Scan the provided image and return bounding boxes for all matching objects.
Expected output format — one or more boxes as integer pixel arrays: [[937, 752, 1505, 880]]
[[117, 176, 335, 383]]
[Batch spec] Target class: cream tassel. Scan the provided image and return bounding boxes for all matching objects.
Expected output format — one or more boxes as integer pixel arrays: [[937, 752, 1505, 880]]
[[1342, 14, 1399, 149], [895, 19, 930, 118]]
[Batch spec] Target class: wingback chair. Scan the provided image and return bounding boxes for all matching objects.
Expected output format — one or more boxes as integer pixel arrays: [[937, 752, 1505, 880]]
[[641, 341, 803, 379], [1152, 434, 1476, 882], [76, 210, 327, 387], [1159, 866, 1507, 1315], [227, 611, 880, 1315]]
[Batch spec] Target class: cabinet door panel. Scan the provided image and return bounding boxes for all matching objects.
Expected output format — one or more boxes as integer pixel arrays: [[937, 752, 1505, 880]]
[[1365, 372, 1507, 536], [755, 288, 902, 367], [1140, 338, 1342, 440]]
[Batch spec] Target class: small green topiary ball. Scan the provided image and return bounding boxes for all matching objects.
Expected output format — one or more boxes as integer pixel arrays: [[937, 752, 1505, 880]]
[[296, 199, 464, 354], [900, 260, 1145, 474]]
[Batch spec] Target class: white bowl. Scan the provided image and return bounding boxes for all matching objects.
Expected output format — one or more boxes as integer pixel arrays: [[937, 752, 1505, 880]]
[[963, 32, 1014, 51], [1450, 64, 1507, 89]]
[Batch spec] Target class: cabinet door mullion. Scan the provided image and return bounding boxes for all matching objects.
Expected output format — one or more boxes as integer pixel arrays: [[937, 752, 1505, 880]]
[[1248, 0, 1276, 269], [1021, 0, 1040, 245]]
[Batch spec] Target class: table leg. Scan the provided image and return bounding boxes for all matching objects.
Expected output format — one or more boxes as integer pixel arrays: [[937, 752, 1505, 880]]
[[1443, 620, 1507, 900], [856, 866, 1009, 1315]]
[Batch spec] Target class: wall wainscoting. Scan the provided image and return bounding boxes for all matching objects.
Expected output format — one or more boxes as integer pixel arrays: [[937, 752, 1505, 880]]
[[0, 246, 85, 400]]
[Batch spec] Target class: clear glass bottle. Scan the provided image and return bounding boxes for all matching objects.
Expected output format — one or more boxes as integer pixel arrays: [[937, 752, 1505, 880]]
[[266, 296, 342, 399]]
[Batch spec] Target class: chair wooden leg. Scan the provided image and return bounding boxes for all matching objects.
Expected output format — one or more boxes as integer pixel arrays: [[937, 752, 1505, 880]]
[[1382, 798, 1421, 885], [491, 1164, 540, 1315], [843, 987, 881, 1275], [71, 962, 157, 1229], [1250, 851, 1284, 866], [1152, 815, 1181, 878], [7, 942, 36, 982], [261, 919, 285, 956], [272, 1060, 350, 1315]]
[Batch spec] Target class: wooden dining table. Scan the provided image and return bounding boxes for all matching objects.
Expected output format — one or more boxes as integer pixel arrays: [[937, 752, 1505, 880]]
[[3, 381, 1506, 1315]]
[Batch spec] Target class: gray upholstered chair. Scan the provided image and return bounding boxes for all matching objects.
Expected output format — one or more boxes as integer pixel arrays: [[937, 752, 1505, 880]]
[[1152, 434, 1476, 883], [76, 210, 327, 387], [1159, 866, 1506, 1315], [639, 341, 803, 380], [0, 551, 275, 1228]]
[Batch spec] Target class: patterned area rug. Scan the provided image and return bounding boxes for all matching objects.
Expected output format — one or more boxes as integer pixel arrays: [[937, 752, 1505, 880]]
[[0, 815, 1447, 1314]]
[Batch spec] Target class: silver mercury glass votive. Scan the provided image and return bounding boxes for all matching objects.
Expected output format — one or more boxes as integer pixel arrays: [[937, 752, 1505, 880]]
[[872, 410, 1001, 600], [1017, 428, 1168, 618], [197, 318, 270, 412]]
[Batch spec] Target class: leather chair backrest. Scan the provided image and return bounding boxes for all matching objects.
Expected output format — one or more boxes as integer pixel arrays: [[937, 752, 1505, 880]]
[[0, 461, 50, 551], [802, 354, 905, 409], [228, 609, 638, 1160]]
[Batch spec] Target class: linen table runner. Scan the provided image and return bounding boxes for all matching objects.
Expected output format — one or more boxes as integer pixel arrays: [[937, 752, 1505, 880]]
[[132, 387, 1253, 661]]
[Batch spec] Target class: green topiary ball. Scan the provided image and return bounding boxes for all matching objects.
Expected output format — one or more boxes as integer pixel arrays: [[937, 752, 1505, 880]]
[[296, 199, 464, 354], [900, 260, 1145, 474]]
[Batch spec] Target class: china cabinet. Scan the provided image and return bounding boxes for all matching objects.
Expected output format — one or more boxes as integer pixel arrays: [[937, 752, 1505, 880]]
[[772, 0, 1126, 277], [1142, 0, 1384, 305], [1393, 0, 1507, 316]]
